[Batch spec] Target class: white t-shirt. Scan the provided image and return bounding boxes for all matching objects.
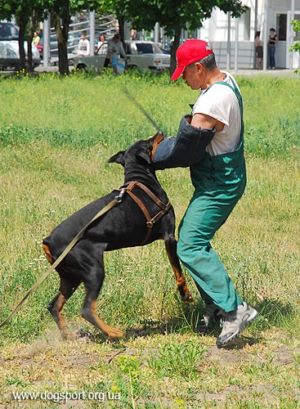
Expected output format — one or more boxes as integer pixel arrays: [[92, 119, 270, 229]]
[[96, 41, 106, 54], [192, 72, 242, 156], [78, 38, 90, 56]]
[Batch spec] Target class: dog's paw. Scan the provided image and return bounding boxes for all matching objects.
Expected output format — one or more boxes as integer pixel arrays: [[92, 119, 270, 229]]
[[106, 327, 124, 339], [178, 286, 194, 303], [61, 330, 77, 341]]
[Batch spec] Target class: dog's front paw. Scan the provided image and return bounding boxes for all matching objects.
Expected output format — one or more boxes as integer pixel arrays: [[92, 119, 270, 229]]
[[178, 285, 194, 303], [106, 326, 124, 339]]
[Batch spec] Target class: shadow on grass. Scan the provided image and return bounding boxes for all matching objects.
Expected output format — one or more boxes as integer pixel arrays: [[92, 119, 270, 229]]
[[75, 298, 296, 348], [253, 298, 295, 330]]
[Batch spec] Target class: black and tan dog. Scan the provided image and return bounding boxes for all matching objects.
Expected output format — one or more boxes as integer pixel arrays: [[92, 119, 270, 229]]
[[42, 133, 193, 340]]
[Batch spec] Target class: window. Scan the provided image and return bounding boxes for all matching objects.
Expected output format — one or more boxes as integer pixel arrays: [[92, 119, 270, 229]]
[[136, 43, 153, 54], [0, 22, 19, 41], [277, 14, 287, 40]]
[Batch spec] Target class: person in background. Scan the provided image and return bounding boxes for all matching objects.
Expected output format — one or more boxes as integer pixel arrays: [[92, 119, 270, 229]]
[[255, 31, 263, 69], [77, 33, 90, 56], [96, 34, 106, 55], [268, 28, 277, 69], [104, 33, 126, 73], [33, 31, 41, 47], [130, 29, 137, 40], [152, 39, 258, 347]]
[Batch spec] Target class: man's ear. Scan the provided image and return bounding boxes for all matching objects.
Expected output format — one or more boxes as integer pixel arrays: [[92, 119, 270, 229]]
[[136, 149, 151, 164], [107, 151, 125, 166]]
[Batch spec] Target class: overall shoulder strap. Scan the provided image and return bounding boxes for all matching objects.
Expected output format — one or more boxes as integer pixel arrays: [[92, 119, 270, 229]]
[[214, 79, 244, 146]]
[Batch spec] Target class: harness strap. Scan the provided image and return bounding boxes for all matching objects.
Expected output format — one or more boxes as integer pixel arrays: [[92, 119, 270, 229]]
[[124, 181, 171, 244]]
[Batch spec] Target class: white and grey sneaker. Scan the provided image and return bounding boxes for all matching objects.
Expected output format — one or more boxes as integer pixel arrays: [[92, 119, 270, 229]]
[[216, 302, 258, 347], [199, 303, 222, 334]]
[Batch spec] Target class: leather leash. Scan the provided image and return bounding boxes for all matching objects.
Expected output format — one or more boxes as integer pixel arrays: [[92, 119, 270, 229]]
[[0, 181, 170, 328], [0, 199, 119, 328]]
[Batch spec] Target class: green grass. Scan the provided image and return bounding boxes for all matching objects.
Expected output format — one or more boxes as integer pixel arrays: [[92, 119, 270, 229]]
[[0, 72, 299, 408]]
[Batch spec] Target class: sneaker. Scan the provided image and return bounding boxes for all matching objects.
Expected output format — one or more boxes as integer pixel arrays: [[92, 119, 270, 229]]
[[216, 302, 258, 347], [199, 303, 222, 334]]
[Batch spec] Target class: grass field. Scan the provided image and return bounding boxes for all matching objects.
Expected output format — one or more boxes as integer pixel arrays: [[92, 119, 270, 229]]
[[0, 72, 299, 408]]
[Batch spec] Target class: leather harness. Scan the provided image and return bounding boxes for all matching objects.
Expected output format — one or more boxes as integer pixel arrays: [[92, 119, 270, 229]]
[[115, 181, 171, 244]]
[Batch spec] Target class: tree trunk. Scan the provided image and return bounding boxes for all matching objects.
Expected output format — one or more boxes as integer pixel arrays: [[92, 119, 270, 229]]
[[27, 14, 38, 73], [54, 16, 69, 75], [27, 37, 33, 73], [170, 27, 181, 76], [118, 15, 125, 43], [53, 0, 70, 75], [17, 16, 27, 71]]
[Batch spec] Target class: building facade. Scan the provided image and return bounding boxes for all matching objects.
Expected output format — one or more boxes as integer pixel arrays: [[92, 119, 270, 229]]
[[199, 0, 300, 69]]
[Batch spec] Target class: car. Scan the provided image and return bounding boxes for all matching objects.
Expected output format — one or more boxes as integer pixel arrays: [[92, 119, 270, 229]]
[[0, 21, 40, 70], [73, 40, 170, 73]]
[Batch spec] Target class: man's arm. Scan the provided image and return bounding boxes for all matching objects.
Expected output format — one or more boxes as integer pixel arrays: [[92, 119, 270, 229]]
[[191, 113, 225, 132]]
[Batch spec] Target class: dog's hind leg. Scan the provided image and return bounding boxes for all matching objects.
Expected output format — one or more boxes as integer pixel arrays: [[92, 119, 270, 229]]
[[48, 276, 81, 340], [164, 238, 194, 303], [81, 256, 124, 339]]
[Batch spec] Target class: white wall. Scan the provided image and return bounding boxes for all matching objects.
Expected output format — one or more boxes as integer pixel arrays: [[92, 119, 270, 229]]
[[210, 41, 255, 69], [199, 0, 300, 69]]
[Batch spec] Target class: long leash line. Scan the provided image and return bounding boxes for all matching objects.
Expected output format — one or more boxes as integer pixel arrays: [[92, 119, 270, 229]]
[[0, 198, 120, 328]]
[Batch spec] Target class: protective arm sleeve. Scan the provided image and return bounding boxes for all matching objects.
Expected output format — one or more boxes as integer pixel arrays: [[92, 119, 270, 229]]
[[152, 115, 215, 170]]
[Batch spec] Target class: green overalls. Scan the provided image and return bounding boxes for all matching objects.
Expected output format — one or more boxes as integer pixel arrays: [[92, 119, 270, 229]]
[[177, 81, 245, 312]]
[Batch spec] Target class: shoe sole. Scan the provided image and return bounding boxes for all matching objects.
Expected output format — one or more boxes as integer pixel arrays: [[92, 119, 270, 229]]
[[216, 309, 258, 348]]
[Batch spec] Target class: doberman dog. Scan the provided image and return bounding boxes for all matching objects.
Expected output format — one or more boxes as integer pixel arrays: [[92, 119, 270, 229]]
[[42, 133, 193, 340]]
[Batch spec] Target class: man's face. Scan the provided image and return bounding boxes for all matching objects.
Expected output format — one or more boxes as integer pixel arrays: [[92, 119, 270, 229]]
[[182, 63, 204, 90]]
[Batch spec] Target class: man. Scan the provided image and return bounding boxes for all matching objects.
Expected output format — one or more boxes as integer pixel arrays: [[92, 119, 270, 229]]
[[152, 39, 258, 347]]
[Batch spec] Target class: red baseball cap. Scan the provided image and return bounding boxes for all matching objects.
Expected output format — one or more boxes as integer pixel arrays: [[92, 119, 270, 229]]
[[171, 39, 213, 81]]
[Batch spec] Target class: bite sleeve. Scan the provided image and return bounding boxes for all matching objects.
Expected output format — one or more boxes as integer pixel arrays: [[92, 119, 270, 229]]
[[152, 115, 215, 170]]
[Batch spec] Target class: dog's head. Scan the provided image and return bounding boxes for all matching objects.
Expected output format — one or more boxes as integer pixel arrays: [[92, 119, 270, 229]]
[[108, 132, 165, 168]]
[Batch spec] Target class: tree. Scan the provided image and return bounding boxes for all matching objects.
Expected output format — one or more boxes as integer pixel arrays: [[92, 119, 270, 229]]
[[0, 0, 47, 72], [126, 0, 246, 73], [49, 0, 70, 75], [47, 0, 102, 75], [290, 20, 300, 73]]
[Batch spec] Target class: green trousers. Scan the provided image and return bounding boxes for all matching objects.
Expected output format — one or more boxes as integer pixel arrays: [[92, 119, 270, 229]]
[[177, 143, 246, 312]]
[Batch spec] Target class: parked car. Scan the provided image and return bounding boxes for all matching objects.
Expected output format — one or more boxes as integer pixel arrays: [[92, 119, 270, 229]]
[[0, 21, 40, 70], [73, 40, 170, 72]]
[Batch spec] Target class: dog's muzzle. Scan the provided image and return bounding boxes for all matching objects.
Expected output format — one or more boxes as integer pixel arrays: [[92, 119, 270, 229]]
[[150, 132, 165, 161]]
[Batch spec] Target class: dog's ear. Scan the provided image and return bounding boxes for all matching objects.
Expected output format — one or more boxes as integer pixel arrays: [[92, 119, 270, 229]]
[[136, 148, 151, 164], [108, 151, 125, 166]]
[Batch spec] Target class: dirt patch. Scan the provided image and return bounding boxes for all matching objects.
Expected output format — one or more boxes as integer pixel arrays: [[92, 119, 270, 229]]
[[1, 328, 299, 408]]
